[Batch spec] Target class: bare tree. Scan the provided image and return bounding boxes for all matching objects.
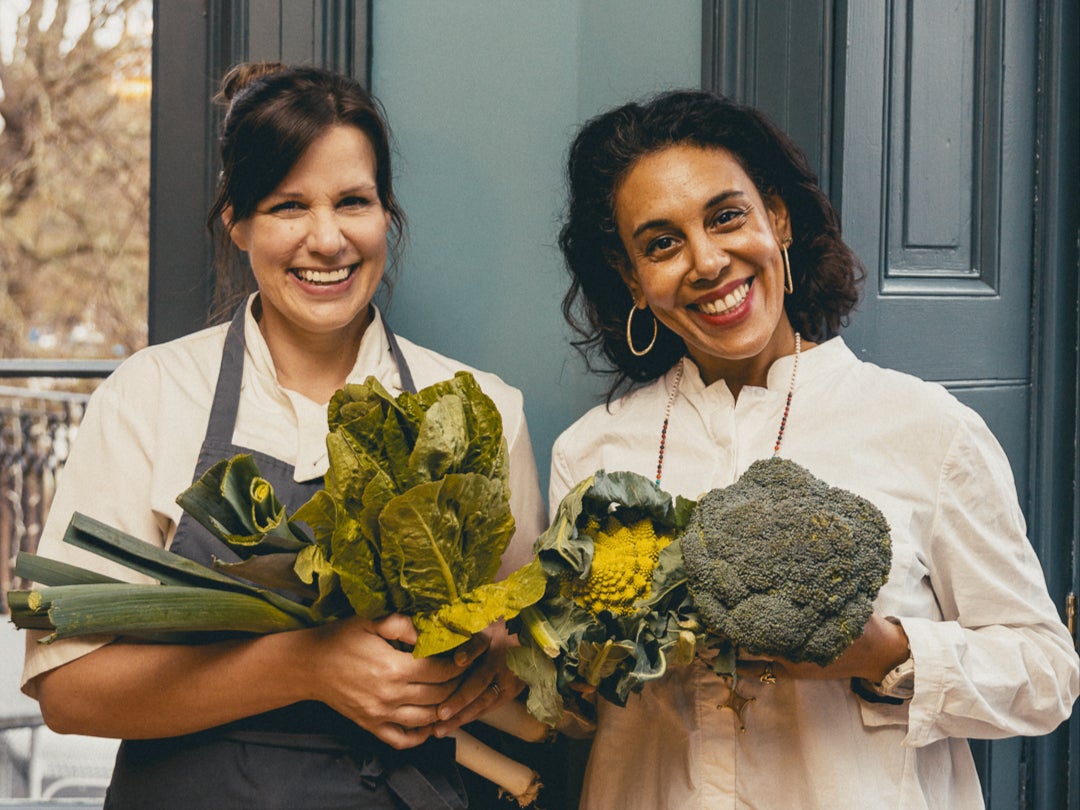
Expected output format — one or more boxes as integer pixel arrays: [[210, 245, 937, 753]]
[[1, 0, 152, 360]]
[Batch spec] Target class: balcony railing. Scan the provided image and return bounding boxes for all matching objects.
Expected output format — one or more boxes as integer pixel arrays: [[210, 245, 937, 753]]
[[0, 388, 89, 614]]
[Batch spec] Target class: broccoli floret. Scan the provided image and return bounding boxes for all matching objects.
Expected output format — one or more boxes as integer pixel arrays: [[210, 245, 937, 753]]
[[680, 457, 891, 667]]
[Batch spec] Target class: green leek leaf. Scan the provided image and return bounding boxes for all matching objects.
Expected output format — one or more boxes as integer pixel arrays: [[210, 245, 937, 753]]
[[16, 583, 313, 642]]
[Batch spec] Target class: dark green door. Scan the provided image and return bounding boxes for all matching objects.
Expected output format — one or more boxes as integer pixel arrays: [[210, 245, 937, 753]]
[[703, 1, 1078, 807]]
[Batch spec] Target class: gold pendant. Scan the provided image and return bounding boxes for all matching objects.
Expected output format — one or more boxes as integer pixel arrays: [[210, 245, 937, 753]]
[[718, 676, 754, 732]]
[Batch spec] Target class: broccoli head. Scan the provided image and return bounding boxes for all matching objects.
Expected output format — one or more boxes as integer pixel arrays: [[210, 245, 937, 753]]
[[680, 457, 891, 667]]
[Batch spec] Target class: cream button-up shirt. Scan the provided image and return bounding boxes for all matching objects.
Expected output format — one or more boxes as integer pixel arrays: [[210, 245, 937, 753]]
[[550, 337, 1079, 810]]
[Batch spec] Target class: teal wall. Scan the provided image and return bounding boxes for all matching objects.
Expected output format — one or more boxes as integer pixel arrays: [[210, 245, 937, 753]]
[[371, 2, 701, 502]]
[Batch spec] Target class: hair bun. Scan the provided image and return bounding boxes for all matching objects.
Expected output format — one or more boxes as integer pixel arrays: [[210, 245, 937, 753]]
[[215, 61, 289, 106]]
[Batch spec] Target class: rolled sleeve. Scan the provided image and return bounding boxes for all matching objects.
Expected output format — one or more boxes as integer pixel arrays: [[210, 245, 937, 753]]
[[899, 416, 1079, 745]]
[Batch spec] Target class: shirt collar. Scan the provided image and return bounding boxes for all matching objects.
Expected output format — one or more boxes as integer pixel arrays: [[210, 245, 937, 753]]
[[676, 335, 853, 400], [347, 306, 407, 393], [241, 295, 404, 398]]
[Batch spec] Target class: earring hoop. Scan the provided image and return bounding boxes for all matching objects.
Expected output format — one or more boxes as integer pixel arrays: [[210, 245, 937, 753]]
[[781, 240, 794, 295], [626, 302, 658, 357]]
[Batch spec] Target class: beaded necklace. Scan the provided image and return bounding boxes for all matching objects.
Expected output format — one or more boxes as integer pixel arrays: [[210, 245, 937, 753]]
[[654, 332, 801, 486]]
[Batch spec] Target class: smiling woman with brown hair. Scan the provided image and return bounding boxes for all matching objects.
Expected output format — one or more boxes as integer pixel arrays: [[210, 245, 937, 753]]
[[19, 63, 547, 810], [551, 89, 1079, 809]]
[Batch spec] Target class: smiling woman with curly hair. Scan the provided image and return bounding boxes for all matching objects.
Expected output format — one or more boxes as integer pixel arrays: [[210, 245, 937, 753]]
[[549, 88, 1079, 810]]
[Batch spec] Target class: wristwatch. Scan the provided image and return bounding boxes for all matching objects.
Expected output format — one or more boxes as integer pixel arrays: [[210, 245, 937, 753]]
[[857, 616, 914, 701], [870, 656, 915, 700]]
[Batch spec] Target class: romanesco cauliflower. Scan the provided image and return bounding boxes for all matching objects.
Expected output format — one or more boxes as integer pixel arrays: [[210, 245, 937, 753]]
[[563, 516, 673, 615]]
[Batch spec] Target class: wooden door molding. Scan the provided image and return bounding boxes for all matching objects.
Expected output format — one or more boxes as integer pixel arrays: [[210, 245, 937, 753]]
[[1028, 1, 1079, 807], [701, 0, 839, 197]]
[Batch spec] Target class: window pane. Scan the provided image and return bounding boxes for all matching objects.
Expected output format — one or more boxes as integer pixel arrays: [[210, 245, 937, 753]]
[[1, 0, 152, 363], [1, 1, 151, 802]]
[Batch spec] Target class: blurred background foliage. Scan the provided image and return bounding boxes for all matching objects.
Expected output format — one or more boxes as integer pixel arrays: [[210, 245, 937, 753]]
[[0, 0, 151, 363]]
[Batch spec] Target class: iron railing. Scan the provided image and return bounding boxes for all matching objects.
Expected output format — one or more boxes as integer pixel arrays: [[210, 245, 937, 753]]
[[0, 388, 89, 614]]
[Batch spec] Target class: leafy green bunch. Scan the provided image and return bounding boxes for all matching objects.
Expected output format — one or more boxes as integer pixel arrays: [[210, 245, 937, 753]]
[[180, 371, 547, 656], [507, 470, 708, 727], [11, 372, 547, 659]]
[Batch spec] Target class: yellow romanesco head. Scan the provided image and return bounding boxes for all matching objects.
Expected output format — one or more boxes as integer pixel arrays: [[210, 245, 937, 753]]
[[564, 515, 673, 616]]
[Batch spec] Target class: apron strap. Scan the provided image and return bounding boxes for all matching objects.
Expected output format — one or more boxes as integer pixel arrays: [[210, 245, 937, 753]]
[[383, 765, 466, 810], [203, 304, 248, 445], [383, 318, 417, 394]]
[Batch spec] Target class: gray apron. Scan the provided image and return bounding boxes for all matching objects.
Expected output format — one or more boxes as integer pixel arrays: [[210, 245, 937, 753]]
[[104, 305, 466, 810]]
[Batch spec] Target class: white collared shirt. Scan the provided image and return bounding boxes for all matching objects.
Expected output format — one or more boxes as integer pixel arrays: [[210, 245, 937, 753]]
[[550, 337, 1079, 810]]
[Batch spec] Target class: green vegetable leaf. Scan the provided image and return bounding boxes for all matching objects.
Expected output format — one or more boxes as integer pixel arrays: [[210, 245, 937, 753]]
[[213, 553, 318, 600], [14, 552, 122, 586], [401, 373, 507, 482], [294, 490, 389, 619], [177, 455, 311, 554], [325, 425, 396, 507], [534, 475, 594, 575], [329, 378, 416, 490], [411, 559, 547, 657], [377, 472, 515, 616], [577, 638, 634, 687], [408, 394, 468, 482], [506, 644, 564, 727]]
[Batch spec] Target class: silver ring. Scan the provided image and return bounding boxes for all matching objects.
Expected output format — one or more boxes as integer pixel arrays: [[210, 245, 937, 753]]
[[488, 680, 502, 697], [760, 662, 776, 685]]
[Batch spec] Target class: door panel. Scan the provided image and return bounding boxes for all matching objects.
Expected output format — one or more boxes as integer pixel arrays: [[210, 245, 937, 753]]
[[840, 0, 1032, 385], [701, 1, 1075, 807]]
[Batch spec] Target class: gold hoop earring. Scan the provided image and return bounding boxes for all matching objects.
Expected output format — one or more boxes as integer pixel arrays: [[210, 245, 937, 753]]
[[626, 302, 658, 357], [781, 240, 794, 294]]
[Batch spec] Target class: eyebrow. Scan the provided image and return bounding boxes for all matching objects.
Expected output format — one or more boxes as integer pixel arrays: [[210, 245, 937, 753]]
[[269, 182, 379, 200], [630, 190, 749, 239]]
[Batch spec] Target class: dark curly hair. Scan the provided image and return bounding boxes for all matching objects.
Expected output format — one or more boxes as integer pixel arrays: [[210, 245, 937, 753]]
[[206, 62, 406, 323], [558, 89, 863, 399]]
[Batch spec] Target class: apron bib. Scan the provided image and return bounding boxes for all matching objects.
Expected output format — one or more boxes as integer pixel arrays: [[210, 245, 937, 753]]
[[105, 306, 464, 810]]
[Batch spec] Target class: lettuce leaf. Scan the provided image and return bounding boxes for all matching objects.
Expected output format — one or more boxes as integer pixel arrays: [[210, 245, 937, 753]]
[[412, 559, 548, 657]]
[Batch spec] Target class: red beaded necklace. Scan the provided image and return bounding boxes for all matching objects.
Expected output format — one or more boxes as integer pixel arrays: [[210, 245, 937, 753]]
[[654, 332, 801, 486]]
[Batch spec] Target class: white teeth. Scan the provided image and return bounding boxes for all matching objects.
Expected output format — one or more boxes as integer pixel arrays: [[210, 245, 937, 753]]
[[295, 266, 352, 284], [698, 281, 750, 315]]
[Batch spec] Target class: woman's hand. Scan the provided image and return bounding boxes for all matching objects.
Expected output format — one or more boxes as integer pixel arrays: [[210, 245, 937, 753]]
[[737, 613, 910, 683], [431, 621, 525, 737], [302, 613, 474, 749]]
